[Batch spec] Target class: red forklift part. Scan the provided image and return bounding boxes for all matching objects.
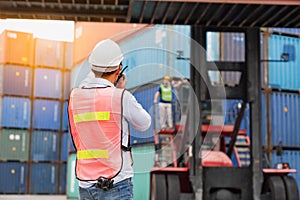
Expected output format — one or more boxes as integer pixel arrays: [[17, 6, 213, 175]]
[[201, 124, 247, 136], [262, 168, 297, 175], [202, 150, 233, 167]]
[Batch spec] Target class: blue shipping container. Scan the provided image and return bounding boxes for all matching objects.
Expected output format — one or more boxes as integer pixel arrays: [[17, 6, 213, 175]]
[[59, 164, 67, 194], [2, 96, 30, 128], [268, 34, 300, 90], [33, 99, 61, 130], [34, 68, 62, 98], [261, 91, 300, 147], [130, 85, 157, 145], [61, 132, 69, 162], [261, 92, 267, 145], [31, 130, 59, 162], [29, 163, 58, 194], [0, 162, 27, 194], [270, 92, 300, 146], [120, 25, 190, 89], [268, 28, 300, 36], [223, 99, 250, 132], [62, 101, 69, 131], [2, 65, 32, 96]]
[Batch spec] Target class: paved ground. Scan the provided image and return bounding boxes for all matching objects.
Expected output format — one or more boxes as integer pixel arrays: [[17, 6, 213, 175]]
[[0, 195, 68, 200]]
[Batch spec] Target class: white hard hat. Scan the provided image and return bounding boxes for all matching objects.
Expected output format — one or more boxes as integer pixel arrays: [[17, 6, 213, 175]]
[[88, 39, 124, 72]]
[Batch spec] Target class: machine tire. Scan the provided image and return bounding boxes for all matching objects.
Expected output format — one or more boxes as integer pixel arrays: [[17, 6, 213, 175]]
[[262, 176, 287, 200], [151, 174, 167, 200], [282, 176, 300, 200], [167, 174, 180, 200]]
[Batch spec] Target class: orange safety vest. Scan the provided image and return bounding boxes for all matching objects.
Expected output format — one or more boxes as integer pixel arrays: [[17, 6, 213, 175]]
[[68, 87, 127, 181]]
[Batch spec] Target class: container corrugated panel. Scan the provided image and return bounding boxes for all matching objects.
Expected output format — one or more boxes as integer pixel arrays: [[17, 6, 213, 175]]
[[34, 68, 62, 98], [61, 132, 69, 162], [31, 130, 59, 162], [272, 150, 300, 195], [29, 163, 58, 194], [63, 71, 71, 99], [223, 100, 250, 131], [0, 32, 5, 63], [62, 101, 69, 131], [268, 28, 300, 36], [207, 31, 220, 62], [0, 162, 27, 194], [3, 30, 34, 66], [270, 92, 300, 146], [2, 96, 31, 128], [120, 26, 168, 89], [221, 32, 245, 86], [2, 65, 32, 96], [59, 163, 67, 194], [0, 129, 29, 161], [261, 32, 267, 88], [33, 99, 61, 130], [0, 97, 2, 125], [0, 65, 3, 94], [206, 32, 245, 62], [35, 38, 65, 68], [268, 34, 300, 90], [167, 25, 190, 79], [222, 32, 245, 62], [64, 42, 73, 69], [130, 85, 157, 145], [67, 153, 79, 198], [261, 92, 267, 145], [121, 25, 190, 89]]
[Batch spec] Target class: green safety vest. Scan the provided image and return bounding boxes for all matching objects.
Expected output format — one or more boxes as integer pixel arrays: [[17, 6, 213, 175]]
[[160, 84, 172, 102]]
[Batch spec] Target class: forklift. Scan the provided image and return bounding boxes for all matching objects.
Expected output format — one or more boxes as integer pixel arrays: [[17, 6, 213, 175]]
[[150, 27, 299, 200]]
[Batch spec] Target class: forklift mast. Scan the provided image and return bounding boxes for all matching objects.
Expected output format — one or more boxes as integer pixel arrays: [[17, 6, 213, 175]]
[[189, 26, 262, 200]]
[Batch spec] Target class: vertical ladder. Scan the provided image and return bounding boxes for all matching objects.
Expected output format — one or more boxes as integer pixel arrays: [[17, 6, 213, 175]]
[[154, 129, 178, 167], [233, 133, 251, 167]]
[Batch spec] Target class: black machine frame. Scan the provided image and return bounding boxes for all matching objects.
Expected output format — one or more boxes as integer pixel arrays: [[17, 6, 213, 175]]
[[189, 26, 262, 200]]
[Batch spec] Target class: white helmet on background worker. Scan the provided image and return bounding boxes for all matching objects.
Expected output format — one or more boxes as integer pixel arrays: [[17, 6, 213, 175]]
[[88, 39, 124, 72]]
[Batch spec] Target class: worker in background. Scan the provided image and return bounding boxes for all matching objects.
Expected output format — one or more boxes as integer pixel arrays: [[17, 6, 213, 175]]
[[68, 39, 151, 200], [153, 76, 186, 130]]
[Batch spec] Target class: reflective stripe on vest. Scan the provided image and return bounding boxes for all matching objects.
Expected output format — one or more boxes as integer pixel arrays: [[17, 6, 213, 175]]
[[68, 87, 124, 181], [74, 111, 110, 123], [160, 84, 172, 102]]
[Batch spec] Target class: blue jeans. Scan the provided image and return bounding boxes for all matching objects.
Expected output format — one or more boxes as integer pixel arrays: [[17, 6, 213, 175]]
[[79, 178, 133, 200]]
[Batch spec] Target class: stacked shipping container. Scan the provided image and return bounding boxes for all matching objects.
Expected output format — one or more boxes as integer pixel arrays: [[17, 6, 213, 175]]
[[0, 30, 71, 194], [261, 29, 300, 194]]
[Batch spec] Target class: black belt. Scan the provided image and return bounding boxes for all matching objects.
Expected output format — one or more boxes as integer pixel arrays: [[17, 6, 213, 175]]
[[95, 178, 114, 191]]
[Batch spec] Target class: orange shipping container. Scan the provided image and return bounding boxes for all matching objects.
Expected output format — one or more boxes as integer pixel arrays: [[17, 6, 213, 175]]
[[72, 22, 148, 66], [0, 32, 5, 63], [35, 38, 73, 69], [3, 30, 34, 66]]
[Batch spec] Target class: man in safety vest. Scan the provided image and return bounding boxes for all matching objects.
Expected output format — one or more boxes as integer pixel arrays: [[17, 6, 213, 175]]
[[153, 76, 177, 130], [68, 39, 151, 200]]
